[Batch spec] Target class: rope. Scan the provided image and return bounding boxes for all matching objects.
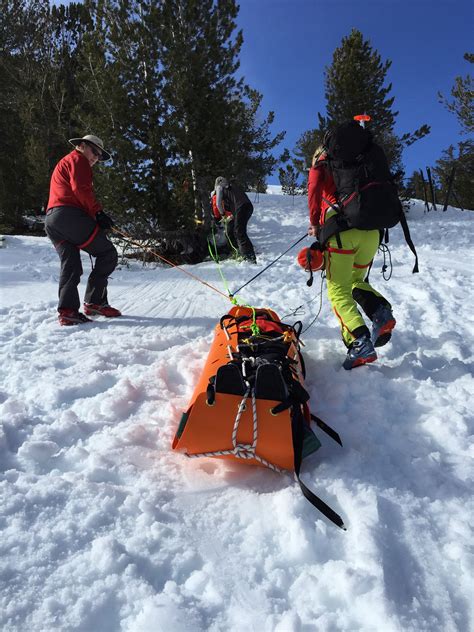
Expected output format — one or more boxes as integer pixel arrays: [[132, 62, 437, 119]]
[[113, 226, 293, 339], [379, 243, 393, 281], [280, 282, 324, 321], [186, 385, 283, 473], [223, 218, 239, 257], [112, 226, 230, 300], [207, 225, 234, 297], [301, 273, 325, 334]]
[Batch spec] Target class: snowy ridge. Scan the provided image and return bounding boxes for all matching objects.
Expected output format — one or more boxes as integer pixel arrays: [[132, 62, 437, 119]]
[[0, 197, 473, 631]]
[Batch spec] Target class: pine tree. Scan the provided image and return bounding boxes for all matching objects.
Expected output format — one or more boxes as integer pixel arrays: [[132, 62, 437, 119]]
[[73, 0, 173, 233], [0, 0, 31, 228], [278, 164, 304, 198], [401, 171, 427, 201], [434, 141, 474, 210], [439, 53, 474, 134], [1, 0, 284, 248], [434, 53, 474, 210], [292, 29, 429, 177], [155, 0, 283, 226], [73, 0, 283, 235], [0, 0, 93, 228]]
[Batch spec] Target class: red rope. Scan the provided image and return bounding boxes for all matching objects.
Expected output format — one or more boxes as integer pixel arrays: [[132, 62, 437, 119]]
[[112, 227, 230, 300]]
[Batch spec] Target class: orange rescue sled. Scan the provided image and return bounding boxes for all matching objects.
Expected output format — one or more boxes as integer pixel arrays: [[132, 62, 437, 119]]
[[172, 306, 345, 529]]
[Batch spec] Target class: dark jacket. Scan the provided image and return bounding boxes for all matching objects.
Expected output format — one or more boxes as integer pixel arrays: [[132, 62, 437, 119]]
[[215, 182, 251, 215]]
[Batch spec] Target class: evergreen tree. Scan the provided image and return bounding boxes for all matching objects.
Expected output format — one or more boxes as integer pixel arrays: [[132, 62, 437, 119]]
[[291, 129, 324, 187], [434, 53, 474, 210], [401, 171, 427, 201], [73, 0, 283, 234], [155, 0, 283, 226], [0, 0, 30, 228], [439, 53, 474, 134], [434, 141, 474, 210], [0, 0, 284, 247], [71, 0, 173, 234], [0, 0, 93, 228], [278, 164, 304, 198], [292, 29, 430, 178]]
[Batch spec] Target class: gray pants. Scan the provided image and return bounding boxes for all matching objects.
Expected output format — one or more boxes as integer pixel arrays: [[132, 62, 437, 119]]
[[228, 202, 255, 260], [45, 206, 118, 311]]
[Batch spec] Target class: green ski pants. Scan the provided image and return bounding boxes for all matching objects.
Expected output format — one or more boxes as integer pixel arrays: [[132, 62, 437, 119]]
[[325, 228, 390, 347]]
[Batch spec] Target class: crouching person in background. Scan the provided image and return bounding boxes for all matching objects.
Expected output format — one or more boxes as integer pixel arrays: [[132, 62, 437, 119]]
[[45, 134, 121, 326]]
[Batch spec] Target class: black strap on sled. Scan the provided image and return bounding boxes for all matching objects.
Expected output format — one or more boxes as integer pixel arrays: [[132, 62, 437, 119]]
[[292, 408, 346, 530], [310, 413, 343, 447]]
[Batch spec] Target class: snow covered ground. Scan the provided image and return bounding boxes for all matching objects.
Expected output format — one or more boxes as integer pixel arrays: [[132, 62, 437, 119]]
[[0, 195, 473, 632]]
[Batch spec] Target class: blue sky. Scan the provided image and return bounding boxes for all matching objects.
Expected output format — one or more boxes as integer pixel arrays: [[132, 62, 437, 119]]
[[236, 0, 473, 183]]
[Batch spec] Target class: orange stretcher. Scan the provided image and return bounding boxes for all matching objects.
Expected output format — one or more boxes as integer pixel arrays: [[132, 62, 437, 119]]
[[172, 305, 346, 529]]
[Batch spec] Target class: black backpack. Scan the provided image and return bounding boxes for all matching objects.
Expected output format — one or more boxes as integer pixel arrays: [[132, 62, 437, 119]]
[[319, 121, 419, 272]]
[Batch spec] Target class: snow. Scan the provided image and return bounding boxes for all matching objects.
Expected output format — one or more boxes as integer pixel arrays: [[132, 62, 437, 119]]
[[1, 196, 473, 632]]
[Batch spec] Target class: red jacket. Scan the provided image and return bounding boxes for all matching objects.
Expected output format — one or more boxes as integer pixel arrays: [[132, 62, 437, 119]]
[[47, 150, 102, 218], [307, 155, 338, 227]]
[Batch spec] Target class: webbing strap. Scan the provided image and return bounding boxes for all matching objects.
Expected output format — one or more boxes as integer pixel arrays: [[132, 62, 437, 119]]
[[77, 224, 99, 250], [310, 413, 343, 446], [292, 408, 346, 530], [398, 208, 419, 273]]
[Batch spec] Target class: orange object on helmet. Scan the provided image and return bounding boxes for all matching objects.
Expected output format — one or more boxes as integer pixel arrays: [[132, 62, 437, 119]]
[[297, 246, 324, 272]]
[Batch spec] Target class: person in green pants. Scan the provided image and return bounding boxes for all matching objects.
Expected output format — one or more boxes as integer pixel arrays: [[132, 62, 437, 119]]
[[308, 145, 396, 369]]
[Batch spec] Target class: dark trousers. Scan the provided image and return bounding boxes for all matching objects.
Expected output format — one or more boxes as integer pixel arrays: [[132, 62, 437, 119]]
[[228, 202, 255, 260], [45, 206, 118, 311]]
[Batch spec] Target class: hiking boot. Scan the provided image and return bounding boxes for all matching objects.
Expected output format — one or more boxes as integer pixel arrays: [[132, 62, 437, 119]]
[[371, 304, 396, 348], [342, 335, 377, 370], [244, 255, 257, 264], [84, 303, 122, 317], [58, 309, 93, 326]]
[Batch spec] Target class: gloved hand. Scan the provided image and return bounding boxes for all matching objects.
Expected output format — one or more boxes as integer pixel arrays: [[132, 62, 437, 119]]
[[310, 240, 322, 251], [96, 211, 114, 230]]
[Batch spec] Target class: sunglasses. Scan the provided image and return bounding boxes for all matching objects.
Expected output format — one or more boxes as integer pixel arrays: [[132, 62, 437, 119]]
[[86, 143, 102, 158]]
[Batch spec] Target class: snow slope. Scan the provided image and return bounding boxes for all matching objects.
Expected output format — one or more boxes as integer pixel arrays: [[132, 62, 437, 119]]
[[0, 196, 473, 632]]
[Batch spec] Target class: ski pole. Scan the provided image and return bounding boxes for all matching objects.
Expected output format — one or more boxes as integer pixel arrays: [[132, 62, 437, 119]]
[[230, 234, 308, 297]]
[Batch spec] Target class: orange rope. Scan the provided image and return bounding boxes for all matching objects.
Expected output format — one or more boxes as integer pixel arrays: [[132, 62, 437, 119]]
[[112, 227, 230, 300]]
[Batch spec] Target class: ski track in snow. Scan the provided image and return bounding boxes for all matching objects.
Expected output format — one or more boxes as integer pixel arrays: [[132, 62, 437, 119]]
[[0, 197, 473, 632]]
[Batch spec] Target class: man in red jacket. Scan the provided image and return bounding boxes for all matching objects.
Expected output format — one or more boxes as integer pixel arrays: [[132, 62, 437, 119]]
[[45, 134, 121, 326]]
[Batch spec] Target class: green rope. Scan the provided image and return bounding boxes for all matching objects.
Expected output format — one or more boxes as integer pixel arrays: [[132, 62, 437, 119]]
[[223, 218, 240, 257], [249, 305, 260, 335], [207, 225, 233, 297], [207, 225, 260, 336], [228, 294, 260, 336]]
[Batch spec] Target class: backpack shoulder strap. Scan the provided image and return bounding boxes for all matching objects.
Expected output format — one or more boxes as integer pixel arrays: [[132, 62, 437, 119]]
[[398, 204, 419, 273]]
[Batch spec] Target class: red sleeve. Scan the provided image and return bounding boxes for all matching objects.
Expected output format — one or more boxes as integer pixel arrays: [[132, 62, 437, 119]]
[[307, 165, 325, 227], [69, 154, 102, 218]]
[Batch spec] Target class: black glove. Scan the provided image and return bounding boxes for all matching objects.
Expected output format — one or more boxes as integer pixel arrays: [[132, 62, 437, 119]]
[[96, 211, 114, 230]]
